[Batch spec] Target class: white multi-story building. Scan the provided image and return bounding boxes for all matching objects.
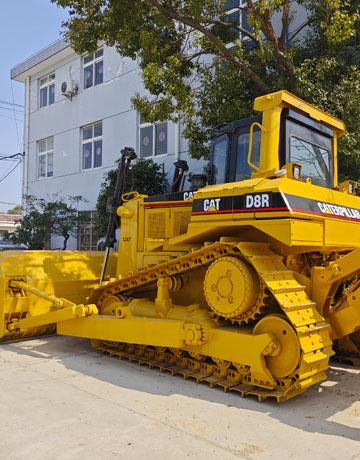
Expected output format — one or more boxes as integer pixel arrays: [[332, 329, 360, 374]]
[[11, 39, 204, 250], [11, 3, 307, 250]]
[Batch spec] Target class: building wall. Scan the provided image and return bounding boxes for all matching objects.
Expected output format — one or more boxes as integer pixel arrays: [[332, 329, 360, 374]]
[[16, 4, 308, 251], [22, 45, 204, 249]]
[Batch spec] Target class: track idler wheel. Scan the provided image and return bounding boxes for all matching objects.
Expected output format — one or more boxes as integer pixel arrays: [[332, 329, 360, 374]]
[[204, 256, 260, 319], [253, 315, 301, 379]]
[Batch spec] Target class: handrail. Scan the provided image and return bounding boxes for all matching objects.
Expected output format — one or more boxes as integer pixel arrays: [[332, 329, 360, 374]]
[[247, 122, 267, 173]]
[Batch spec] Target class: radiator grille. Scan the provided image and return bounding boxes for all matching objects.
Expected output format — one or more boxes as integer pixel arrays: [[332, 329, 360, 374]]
[[147, 212, 166, 238], [173, 210, 191, 236]]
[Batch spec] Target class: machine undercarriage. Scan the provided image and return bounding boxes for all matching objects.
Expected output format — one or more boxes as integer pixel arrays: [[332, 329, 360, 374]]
[[1, 90, 360, 402]]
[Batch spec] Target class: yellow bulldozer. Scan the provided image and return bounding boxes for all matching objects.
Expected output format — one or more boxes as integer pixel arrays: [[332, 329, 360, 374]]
[[1, 90, 360, 402]]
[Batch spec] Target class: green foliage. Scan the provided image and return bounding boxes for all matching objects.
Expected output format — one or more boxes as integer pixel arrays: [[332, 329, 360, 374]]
[[126, 158, 169, 196], [7, 205, 22, 215], [294, 6, 360, 184], [8, 204, 52, 250], [296, 59, 360, 184], [10, 195, 89, 250], [52, 0, 360, 182], [95, 158, 169, 237]]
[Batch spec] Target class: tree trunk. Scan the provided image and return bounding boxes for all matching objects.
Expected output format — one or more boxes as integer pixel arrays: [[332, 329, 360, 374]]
[[62, 234, 70, 251]]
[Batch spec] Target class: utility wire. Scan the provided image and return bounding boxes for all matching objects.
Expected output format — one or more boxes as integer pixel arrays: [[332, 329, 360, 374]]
[[0, 99, 24, 108], [0, 106, 24, 113], [0, 155, 23, 184], [0, 201, 20, 206], [0, 113, 22, 122], [0, 158, 21, 162], [0, 152, 23, 160], [0, 159, 20, 182], [0, 160, 22, 184]]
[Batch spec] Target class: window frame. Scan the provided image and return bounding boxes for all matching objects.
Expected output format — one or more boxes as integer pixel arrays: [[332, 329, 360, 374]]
[[39, 73, 55, 108], [81, 121, 103, 171], [210, 135, 229, 185], [289, 135, 332, 188], [281, 109, 334, 189], [83, 48, 104, 89], [77, 210, 98, 251], [139, 118, 168, 158], [224, 0, 253, 43], [234, 128, 262, 181], [37, 136, 54, 179], [211, 115, 261, 184]]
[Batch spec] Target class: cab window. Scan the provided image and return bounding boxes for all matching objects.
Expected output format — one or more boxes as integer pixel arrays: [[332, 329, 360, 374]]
[[235, 129, 261, 181], [280, 109, 334, 189], [212, 137, 228, 184], [290, 136, 331, 187]]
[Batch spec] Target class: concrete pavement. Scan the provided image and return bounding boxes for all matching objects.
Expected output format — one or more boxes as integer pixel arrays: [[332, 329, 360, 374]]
[[0, 336, 359, 460]]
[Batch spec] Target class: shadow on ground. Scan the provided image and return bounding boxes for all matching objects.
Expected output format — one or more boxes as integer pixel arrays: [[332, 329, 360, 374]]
[[1, 335, 359, 442]]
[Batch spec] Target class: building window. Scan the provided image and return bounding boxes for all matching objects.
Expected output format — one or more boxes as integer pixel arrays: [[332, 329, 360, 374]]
[[39, 73, 55, 108], [82, 122, 102, 170], [224, 0, 253, 41], [77, 211, 98, 250], [83, 48, 103, 89], [139, 119, 168, 157], [38, 137, 54, 179]]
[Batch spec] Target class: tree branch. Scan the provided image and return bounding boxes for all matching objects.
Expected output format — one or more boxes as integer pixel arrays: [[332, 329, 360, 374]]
[[288, 18, 313, 44], [145, 0, 271, 94], [246, 0, 298, 94], [279, 0, 289, 52], [213, 19, 258, 43], [184, 50, 211, 61]]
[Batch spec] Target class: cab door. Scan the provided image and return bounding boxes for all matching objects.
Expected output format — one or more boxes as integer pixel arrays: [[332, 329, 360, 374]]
[[209, 134, 230, 185]]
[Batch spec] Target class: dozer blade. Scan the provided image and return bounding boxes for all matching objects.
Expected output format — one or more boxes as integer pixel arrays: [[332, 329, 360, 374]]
[[0, 250, 116, 342]]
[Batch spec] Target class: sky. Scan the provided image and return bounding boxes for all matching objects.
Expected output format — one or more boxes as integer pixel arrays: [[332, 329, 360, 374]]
[[0, 0, 69, 213]]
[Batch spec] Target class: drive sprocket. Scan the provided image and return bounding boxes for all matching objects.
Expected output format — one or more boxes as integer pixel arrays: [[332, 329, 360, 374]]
[[203, 256, 268, 323]]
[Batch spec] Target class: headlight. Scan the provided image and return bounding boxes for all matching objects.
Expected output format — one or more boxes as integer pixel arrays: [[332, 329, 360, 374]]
[[282, 162, 302, 181], [339, 180, 357, 195], [292, 164, 302, 180]]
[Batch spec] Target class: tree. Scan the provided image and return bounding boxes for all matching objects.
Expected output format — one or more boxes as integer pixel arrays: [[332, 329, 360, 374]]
[[10, 195, 89, 250], [7, 207, 52, 250], [52, 0, 360, 182], [53, 0, 358, 93], [46, 196, 90, 250], [96, 158, 169, 237], [7, 205, 22, 215]]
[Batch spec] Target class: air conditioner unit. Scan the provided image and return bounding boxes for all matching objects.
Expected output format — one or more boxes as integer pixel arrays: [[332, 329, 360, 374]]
[[61, 80, 78, 100]]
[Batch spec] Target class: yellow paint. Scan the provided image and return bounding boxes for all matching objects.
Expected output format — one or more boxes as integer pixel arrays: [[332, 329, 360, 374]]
[[0, 90, 359, 402], [0, 250, 115, 341]]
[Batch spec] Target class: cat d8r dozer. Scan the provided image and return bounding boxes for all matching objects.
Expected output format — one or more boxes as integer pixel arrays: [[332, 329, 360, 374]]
[[1, 90, 360, 402]]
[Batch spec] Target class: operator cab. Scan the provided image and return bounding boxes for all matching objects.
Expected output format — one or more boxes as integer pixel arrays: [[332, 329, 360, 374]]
[[210, 108, 334, 188]]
